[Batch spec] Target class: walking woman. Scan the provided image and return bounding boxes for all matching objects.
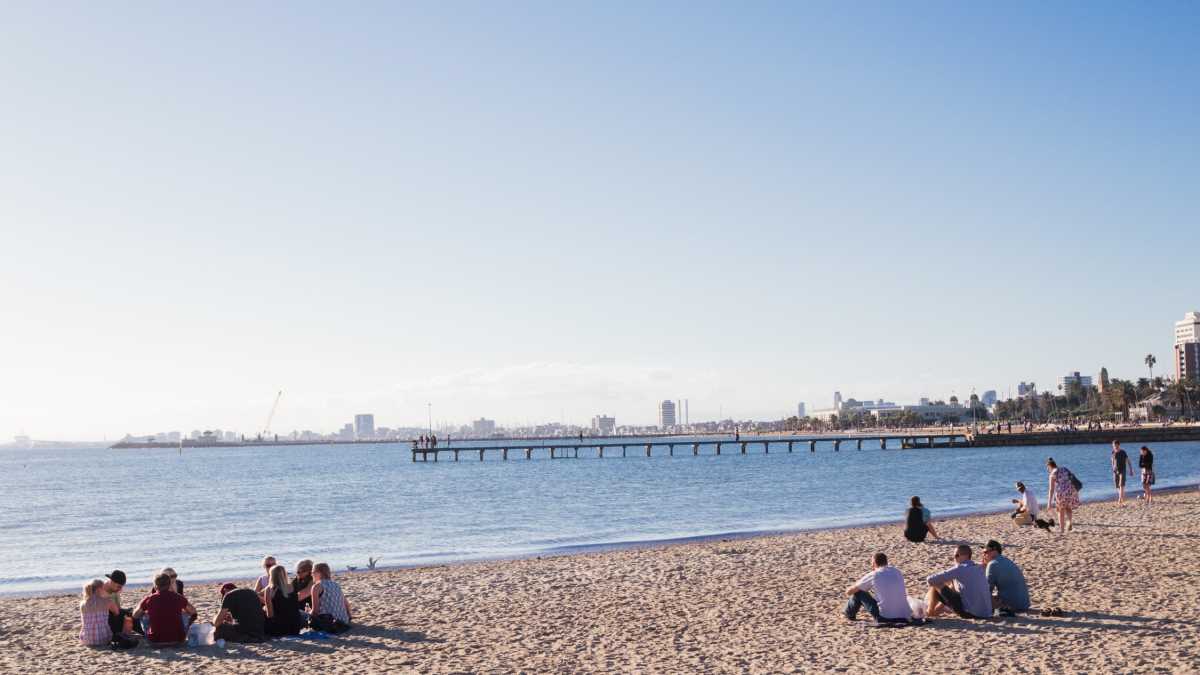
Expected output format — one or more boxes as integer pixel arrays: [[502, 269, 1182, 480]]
[[1139, 446, 1155, 504], [1046, 458, 1080, 533]]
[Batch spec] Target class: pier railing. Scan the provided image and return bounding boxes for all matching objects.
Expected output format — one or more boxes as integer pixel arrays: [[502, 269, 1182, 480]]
[[410, 433, 967, 462]]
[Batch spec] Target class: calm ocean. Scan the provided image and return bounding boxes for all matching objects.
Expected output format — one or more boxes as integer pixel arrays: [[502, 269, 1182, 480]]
[[3, 437, 1197, 596]]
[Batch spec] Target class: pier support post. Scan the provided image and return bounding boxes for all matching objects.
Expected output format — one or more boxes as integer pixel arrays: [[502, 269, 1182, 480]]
[[550, 447, 556, 459], [880, 438, 886, 449], [525, 448, 532, 460], [809, 440, 816, 452], [598, 446, 604, 458], [856, 439, 862, 450], [479, 449, 484, 461], [788, 441, 793, 452], [503, 448, 508, 460], [693, 443, 700, 456], [716, 443, 721, 455], [453, 450, 459, 461], [834, 440, 841, 451], [645, 444, 652, 457], [622, 446, 627, 457], [764, 441, 769, 454], [740, 442, 747, 454], [411, 451, 416, 463], [433, 451, 438, 462], [574, 447, 579, 458]]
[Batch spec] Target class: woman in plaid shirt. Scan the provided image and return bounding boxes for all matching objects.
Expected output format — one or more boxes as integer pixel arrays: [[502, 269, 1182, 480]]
[[79, 579, 118, 646]]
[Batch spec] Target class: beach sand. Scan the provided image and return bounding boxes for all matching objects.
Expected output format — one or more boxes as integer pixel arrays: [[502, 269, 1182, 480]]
[[4, 490, 1198, 674]]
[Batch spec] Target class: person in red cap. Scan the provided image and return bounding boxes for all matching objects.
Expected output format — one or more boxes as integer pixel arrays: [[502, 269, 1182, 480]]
[[213, 583, 266, 643]]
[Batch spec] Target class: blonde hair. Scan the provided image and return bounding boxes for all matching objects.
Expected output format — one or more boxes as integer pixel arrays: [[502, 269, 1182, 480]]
[[266, 564, 292, 598], [80, 579, 107, 612]]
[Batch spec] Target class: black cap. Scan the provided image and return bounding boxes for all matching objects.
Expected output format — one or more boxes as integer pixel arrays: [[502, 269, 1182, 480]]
[[105, 570, 127, 585], [984, 540, 1002, 553]]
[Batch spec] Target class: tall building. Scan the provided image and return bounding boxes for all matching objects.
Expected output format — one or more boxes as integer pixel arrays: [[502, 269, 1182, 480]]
[[797, 402, 806, 418], [981, 390, 997, 406], [833, 391, 843, 411], [1017, 382, 1037, 398], [472, 418, 496, 435], [591, 415, 616, 435], [1057, 372, 1092, 392], [1175, 311, 1200, 382], [354, 414, 375, 439], [659, 400, 677, 429]]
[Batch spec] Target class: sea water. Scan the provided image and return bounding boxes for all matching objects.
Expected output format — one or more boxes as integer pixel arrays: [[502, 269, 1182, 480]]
[[2, 437, 1197, 596]]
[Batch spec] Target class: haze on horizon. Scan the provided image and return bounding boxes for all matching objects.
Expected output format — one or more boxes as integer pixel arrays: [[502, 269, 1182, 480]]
[[2, 2, 1198, 441]]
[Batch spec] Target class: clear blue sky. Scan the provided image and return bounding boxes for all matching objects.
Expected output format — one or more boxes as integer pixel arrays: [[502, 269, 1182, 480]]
[[2, 1, 1197, 439]]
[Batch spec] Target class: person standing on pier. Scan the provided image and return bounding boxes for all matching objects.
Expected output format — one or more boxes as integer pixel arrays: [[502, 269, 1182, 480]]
[[1110, 441, 1134, 504]]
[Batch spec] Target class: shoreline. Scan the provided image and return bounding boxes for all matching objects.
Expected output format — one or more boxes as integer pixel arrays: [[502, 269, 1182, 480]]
[[10, 489, 1199, 672], [13, 482, 1195, 603]]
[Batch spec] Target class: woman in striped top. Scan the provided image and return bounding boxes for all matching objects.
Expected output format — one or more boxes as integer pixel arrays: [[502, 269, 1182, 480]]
[[309, 562, 352, 632]]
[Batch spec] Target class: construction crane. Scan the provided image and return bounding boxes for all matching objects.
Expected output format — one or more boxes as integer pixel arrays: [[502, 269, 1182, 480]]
[[260, 390, 283, 441]]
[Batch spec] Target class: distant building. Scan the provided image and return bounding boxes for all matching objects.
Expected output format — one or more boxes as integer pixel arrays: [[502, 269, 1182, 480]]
[[339, 423, 354, 440], [1175, 311, 1200, 382], [872, 401, 967, 423], [472, 418, 497, 435], [981, 390, 997, 406], [1057, 372, 1093, 392], [354, 414, 375, 439], [1017, 382, 1037, 398], [659, 400, 677, 429], [797, 402, 806, 418], [833, 391, 843, 411], [592, 415, 616, 435]]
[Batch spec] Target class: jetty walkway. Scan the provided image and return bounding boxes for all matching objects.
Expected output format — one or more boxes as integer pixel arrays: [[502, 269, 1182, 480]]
[[410, 433, 966, 461]]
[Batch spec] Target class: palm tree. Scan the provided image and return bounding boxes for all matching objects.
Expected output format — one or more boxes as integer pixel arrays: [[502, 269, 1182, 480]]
[[1145, 353, 1157, 383]]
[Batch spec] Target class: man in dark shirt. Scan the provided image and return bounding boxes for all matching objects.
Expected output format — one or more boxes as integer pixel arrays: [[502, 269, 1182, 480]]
[[133, 573, 196, 644], [292, 559, 315, 611], [214, 583, 267, 643], [1111, 441, 1133, 504]]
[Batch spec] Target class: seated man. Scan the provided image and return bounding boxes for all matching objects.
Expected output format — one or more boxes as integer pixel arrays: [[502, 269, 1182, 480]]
[[844, 552, 911, 624], [982, 540, 1030, 615], [214, 583, 267, 643], [925, 544, 992, 619], [133, 573, 196, 644], [292, 559, 315, 612], [102, 570, 136, 637]]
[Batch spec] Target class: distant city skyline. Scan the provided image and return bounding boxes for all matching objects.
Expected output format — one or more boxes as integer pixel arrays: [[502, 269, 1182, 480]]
[[2, 3, 1198, 441]]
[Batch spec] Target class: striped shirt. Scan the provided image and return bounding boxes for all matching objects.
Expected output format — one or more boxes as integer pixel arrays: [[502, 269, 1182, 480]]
[[316, 579, 350, 624]]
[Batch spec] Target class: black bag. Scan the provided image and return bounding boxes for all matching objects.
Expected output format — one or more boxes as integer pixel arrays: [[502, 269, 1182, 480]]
[[1067, 469, 1082, 492], [110, 633, 139, 650], [311, 613, 351, 634]]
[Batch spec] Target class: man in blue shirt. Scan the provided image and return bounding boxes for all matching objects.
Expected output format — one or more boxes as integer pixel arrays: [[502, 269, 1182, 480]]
[[925, 544, 992, 619], [982, 540, 1030, 615]]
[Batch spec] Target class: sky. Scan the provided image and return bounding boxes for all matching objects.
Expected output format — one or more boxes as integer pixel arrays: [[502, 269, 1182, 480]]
[[2, 1, 1198, 440]]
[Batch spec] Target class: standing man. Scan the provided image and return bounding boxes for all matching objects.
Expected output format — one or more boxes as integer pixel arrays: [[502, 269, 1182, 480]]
[[844, 552, 911, 623], [1111, 441, 1134, 504], [981, 540, 1029, 616]]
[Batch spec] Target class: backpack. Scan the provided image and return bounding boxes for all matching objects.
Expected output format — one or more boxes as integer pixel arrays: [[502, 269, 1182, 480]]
[[1066, 469, 1082, 492]]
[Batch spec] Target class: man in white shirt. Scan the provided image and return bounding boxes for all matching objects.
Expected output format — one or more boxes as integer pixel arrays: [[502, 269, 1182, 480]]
[[1011, 482, 1054, 530], [844, 552, 911, 623]]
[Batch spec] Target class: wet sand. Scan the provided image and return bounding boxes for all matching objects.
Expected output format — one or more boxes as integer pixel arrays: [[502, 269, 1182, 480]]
[[4, 489, 1198, 673]]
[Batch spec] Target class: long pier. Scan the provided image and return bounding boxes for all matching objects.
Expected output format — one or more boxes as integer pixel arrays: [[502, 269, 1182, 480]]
[[410, 433, 968, 462]]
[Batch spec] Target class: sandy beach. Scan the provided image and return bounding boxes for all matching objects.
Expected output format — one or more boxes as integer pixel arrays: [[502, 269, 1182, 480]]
[[4, 489, 1198, 674]]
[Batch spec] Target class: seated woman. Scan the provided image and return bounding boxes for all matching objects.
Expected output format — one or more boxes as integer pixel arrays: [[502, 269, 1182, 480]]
[[80, 579, 119, 647], [309, 562, 353, 633], [903, 496, 939, 542], [261, 564, 304, 637]]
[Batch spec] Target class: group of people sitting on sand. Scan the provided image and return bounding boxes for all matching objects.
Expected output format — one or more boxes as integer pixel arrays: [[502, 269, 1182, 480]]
[[79, 556, 352, 649], [845, 540, 1030, 625]]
